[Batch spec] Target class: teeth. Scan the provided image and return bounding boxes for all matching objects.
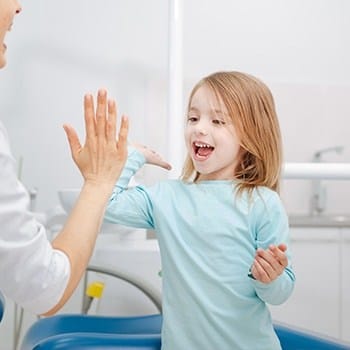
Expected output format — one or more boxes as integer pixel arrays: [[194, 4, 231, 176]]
[[194, 142, 212, 148]]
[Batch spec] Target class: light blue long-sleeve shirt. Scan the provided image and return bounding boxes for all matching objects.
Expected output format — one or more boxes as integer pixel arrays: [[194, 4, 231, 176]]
[[105, 148, 295, 350]]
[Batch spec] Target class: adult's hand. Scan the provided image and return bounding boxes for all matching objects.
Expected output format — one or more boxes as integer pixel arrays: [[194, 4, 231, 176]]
[[63, 89, 129, 187]]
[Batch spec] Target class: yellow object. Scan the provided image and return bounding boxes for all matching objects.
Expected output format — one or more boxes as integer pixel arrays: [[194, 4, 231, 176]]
[[85, 281, 105, 299]]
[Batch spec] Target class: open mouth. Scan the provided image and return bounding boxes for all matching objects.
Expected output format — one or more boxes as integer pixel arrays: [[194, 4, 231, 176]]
[[193, 141, 214, 159]]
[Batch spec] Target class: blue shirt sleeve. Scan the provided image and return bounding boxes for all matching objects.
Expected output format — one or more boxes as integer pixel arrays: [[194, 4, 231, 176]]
[[249, 189, 296, 305], [104, 147, 155, 229]]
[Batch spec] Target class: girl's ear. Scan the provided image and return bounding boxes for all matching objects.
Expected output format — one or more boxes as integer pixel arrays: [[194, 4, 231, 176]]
[[238, 146, 248, 162], [234, 147, 246, 174]]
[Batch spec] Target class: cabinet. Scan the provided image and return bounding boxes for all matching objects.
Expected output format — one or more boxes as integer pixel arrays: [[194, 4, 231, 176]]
[[270, 227, 349, 341]]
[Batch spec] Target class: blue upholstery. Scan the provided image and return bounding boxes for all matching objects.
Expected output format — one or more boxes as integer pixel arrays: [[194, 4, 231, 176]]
[[20, 313, 350, 350], [21, 314, 162, 350], [0, 291, 5, 323], [274, 323, 350, 350], [28, 334, 161, 350]]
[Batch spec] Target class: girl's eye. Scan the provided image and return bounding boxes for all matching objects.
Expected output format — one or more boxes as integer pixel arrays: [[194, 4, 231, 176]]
[[187, 116, 198, 123], [213, 119, 226, 125]]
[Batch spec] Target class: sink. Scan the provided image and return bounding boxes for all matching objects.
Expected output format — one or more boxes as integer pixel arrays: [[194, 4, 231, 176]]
[[288, 214, 350, 227]]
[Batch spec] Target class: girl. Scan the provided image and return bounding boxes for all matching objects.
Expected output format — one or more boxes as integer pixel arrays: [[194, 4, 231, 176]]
[[105, 71, 295, 349]]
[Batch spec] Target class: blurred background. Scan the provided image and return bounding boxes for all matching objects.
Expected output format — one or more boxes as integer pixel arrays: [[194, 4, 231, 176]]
[[1, 0, 349, 215]]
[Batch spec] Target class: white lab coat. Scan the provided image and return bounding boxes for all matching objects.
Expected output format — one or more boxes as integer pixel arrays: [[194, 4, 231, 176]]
[[0, 121, 70, 315]]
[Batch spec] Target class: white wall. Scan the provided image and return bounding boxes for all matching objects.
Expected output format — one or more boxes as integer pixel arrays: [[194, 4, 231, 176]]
[[1, 0, 350, 215]]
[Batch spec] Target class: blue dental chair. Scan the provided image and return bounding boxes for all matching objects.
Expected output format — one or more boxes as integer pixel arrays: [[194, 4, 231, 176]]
[[21, 314, 162, 350], [22, 265, 163, 350], [274, 323, 350, 350], [19, 264, 350, 350], [21, 313, 350, 350]]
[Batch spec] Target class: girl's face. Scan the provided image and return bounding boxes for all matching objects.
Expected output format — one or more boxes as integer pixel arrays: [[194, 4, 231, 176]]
[[184, 84, 242, 181], [0, 0, 21, 68]]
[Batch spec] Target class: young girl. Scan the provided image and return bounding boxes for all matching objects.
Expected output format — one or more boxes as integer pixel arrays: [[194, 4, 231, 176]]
[[105, 71, 295, 349]]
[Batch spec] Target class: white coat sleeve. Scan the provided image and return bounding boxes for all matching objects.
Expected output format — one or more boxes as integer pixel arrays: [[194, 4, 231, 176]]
[[0, 122, 70, 314]]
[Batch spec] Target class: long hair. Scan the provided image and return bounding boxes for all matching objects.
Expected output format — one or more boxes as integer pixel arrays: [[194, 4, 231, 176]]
[[181, 71, 282, 194]]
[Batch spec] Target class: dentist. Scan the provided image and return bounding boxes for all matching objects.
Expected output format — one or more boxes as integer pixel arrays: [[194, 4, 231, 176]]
[[0, 0, 129, 315]]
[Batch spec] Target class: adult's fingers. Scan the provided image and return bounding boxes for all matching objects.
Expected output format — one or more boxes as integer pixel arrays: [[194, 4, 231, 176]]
[[96, 89, 107, 138], [63, 124, 82, 160], [107, 99, 117, 143], [84, 94, 96, 140], [117, 115, 129, 153]]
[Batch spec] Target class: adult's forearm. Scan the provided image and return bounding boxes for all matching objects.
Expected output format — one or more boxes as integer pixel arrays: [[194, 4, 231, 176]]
[[44, 181, 113, 315]]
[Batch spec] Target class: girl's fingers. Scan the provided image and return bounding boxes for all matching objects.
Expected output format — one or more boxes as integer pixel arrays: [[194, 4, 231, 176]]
[[277, 243, 287, 252], [256, 248, 275, 264], [159, 161, 172, 170], [255, 257, 275, 281], [255, 248, 286, 277], [252, 245, 289, 283], [253, 260, 270, 282], [269, 245, 288, 268], [149, 151, 172, 170]]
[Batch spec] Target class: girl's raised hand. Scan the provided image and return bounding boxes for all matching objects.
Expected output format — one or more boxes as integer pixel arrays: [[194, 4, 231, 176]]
[[63, 89, 129, 187], [131, 142, 172, 170], [250, 244, 288, 284]]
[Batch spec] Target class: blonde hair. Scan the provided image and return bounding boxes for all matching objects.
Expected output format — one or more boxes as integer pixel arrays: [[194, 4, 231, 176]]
[[181, 71, 282, 194]]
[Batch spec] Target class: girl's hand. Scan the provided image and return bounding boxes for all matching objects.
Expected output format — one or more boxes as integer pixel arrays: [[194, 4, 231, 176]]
[[63, 89, 129, 187], [131, 142, 172, 170], [250, 244, 288, 284]]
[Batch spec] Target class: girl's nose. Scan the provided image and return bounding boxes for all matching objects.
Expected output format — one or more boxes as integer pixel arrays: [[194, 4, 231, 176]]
[[198, 128, 208, 136], [194, 122, 208, 136]]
